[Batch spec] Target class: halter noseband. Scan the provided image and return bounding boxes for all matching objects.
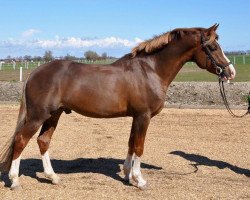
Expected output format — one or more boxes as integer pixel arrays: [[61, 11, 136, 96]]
[[200, 32, 231, 76]]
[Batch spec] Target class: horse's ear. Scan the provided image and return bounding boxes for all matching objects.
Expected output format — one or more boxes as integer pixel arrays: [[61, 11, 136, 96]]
[[204, 24, 219, 45], [215, 23, 219, 30], [207, 23, 219, 33]]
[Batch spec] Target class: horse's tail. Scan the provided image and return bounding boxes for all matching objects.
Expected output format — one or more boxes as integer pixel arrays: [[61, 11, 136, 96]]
[[0, 80, 28, 172]]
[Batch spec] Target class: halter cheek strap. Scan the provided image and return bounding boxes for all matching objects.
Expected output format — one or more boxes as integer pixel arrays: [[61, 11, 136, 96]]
[[200, 32, 230, 76]]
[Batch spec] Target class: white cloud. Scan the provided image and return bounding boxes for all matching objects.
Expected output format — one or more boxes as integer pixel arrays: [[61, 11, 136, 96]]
[[35, 36, 142, 49], [0, 36, 143, 49], [22, 29, 40, 37], [0, 36, 143, 57]]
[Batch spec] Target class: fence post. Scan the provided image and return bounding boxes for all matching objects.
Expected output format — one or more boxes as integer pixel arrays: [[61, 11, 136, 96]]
[[20, 67, 23, 82], [0, 62, 2, 70], [233, 56, 236, 64], [13, 61, 16, 70], [243, 55, 245, 64]]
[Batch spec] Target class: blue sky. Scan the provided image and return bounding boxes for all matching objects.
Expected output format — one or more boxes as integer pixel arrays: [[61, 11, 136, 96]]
[[0, 0, 249, 58]]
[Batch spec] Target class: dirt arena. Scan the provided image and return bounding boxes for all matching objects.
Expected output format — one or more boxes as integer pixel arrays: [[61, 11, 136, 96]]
[[0, 104, 249, 199]]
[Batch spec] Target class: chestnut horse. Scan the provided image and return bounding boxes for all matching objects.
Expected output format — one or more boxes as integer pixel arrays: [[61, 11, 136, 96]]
[[0, 24, 236, 190]]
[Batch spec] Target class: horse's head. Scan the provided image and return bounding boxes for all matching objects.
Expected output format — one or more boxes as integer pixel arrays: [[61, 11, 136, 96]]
[[192, 24, 236, 80], [131, 24, 235, 81]]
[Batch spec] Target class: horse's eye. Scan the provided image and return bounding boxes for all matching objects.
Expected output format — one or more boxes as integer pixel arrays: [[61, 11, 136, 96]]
[[208, 44, 217, 51]]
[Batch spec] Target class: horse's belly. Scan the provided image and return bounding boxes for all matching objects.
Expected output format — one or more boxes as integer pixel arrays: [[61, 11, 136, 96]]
[[63, 92, 128, 118]]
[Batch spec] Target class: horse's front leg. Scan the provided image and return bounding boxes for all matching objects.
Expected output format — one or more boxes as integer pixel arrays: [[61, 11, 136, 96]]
[[123, 113, 150, 189]]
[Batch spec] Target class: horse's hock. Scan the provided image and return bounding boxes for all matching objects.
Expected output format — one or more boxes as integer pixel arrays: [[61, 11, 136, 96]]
[[0, 81, 249, 108]]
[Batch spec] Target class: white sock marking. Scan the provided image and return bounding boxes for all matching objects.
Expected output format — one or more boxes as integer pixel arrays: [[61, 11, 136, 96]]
[[132, 155, 146, 187], [41, 151, 59, 184], [123, 153, 133, 180], [9, 155, 21, 188], [42, 151, 55, 176], [9, 156, 21, 179]]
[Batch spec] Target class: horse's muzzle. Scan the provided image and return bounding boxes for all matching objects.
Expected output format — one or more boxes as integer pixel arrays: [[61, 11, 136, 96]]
[[222, 64, 236, 81]]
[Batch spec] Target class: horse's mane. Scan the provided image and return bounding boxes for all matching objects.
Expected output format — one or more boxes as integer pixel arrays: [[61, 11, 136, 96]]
[[131, 32, 171, 57], [131, 27, 218, 57]]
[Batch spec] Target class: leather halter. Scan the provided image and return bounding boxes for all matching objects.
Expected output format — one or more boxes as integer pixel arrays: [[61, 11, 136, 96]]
[[201, 32, 231, 76], [201, 32, 249, 117]]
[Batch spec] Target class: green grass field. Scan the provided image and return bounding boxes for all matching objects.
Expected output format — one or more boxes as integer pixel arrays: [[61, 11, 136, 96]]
[[0, 59, 116, 71], [174, 54, 250, 82], [0, 57, 249, 82], [0, 59, 116, 82], [227, 55, 250, 65], [174, 63, 250, 82]]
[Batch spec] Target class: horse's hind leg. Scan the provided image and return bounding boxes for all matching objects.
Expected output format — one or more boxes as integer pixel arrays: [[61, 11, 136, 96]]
[[9, 119, 43, 190], [37, 109, 63, 184]]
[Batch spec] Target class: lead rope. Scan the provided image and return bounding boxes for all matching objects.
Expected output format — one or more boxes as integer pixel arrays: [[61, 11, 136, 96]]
[[219, 78, 250, 118]]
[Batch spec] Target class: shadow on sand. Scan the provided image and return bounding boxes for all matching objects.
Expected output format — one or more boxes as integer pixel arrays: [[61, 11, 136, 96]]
[[170, 150, 250, 177], [1, 157, 162, 187]]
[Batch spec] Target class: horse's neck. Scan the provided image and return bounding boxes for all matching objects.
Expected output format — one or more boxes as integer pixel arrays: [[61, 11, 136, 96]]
[[154, 42, 193, 87]]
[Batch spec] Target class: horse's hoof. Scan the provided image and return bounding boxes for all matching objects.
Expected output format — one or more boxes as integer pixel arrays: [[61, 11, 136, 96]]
[[52, 178, 59, 185], [138, 183, 148, 190], [45, 173, 60, 185], [137, 179, 147, 190], [124, 174, 130, 182], [128, 178, 135, 185], [10, 184, 22, 191], [51, 175, 60, 185]]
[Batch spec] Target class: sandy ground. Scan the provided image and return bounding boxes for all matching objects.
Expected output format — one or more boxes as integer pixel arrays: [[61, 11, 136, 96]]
[[0, 104, 249, 200]]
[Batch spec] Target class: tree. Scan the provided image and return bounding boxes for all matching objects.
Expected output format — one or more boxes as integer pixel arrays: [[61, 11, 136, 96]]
[[5, 55, 12, 62], [23, 55, 32, 61], [64, 53, 77, 61], [101, 52, 108, 60], [43, 50, 53, 62], [33, 56, 42, 62], [84, 51, 99, 61]]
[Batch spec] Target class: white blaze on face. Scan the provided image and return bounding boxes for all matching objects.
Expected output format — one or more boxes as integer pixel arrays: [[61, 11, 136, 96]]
[[220, 46, 236, 79]]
